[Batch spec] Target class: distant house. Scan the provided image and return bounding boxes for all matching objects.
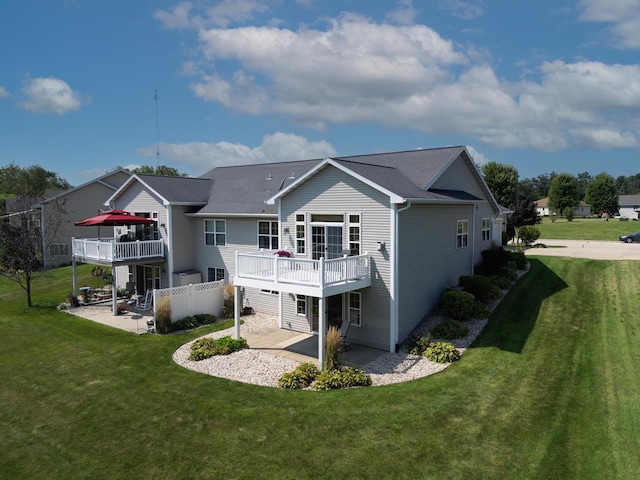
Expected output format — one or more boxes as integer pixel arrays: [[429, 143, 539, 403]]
[[534, 197, 591, 218], [72, 146, 503, 365], [617, 195, 640, 220], [6, 169, 132, 268]]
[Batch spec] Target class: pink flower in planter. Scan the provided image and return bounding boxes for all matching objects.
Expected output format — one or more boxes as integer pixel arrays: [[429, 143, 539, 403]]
[[275, 250, 291, 257]]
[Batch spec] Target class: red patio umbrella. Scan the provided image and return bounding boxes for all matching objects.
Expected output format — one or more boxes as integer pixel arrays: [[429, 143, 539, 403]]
[[75, 209, 156, 227]]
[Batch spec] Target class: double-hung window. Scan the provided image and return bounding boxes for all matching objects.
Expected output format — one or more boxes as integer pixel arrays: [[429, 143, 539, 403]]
[[258, 220, 279, 250], [348, 214, 360, 255], [207, 267, 225, 282], [205, 220, 226, 246], [456, 220, 469, 248], [481, 218, 491, 241], [295, 214, 306, 254], [296, 295, 307, 315], [49, 244, 69, 256], [349, 292, 361, 326]]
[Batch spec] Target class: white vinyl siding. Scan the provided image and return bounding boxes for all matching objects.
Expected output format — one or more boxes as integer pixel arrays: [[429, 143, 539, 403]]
[[278, 165, 391, 349], [397, 204, 475, 342]]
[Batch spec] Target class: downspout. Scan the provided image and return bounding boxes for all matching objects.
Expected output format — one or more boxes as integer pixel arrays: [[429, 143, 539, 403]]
[[471, 204, 477, 273], [167, 204, 174, 288], [391, 201, 412, 352]]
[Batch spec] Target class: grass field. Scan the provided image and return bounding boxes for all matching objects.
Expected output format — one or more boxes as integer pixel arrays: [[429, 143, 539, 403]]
[[534, 216, 640, 241], [1, 259, 640, 479]]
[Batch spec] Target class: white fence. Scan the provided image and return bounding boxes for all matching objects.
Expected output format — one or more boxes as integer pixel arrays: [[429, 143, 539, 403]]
[[154, 280, 224, 322], [72, 237, 164, 262]]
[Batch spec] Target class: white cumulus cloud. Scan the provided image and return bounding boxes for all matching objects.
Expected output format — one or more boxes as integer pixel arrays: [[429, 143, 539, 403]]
[[20, 77, 90, 114], [135, 132, 337, 175], [0, 86, 9, 99], [578, 0, 640, 48]]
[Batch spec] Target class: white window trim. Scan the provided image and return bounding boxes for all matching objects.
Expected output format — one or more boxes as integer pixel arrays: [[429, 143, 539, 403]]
[[207, 267, 225, 282], [204, 219, 226, 246], [348, 213, 361, 256], [456, 219, 469, 249], [296, 294, 307, 316], [258, 220, 279, 250], [481, 217, 491, 242], [295, 213, 306, 255], [349, 292, 362, 327]]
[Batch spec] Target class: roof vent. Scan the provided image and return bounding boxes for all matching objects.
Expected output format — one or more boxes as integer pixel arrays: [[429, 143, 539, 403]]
[[288, 172, 295, 179], [266, 173, 272, 180]]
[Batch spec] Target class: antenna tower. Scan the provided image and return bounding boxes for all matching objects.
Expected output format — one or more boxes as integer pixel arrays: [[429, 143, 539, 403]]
[[154, 89, 160, 167]]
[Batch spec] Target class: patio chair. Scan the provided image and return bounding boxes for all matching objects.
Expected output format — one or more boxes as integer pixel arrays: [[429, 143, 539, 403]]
[[135, 290, 153, 311], [338, 317, 351, 352]]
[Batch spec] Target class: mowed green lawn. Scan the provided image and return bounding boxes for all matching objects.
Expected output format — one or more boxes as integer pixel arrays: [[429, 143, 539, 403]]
[[1, 259, 639, 479], [535, 216, 640, 241]]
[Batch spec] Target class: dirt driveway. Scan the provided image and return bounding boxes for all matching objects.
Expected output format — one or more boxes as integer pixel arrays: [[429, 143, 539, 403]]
[[524, 239, 640, 260]]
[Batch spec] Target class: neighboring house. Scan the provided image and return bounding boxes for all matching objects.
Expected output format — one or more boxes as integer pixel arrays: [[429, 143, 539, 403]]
[[535, 197, 591, 217], [617, 195, 640, 220], [6, 170, 132, 268], [72, 146, 502, 364]]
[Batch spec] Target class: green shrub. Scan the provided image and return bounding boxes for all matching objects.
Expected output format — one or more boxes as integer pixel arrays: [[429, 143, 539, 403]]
[[518, 225, 541, 245], [278, 372, 308, 389], [563, 207, 574, 221], [277, 362, 321, 389], [472, 301, 492, 319], [170, 313, 217, 332], [407, 332, 431, 355], [188, 335, 247, 361], [509, 251, 528, 270], [441, 289, 475, 320], [431, 319, 469, 340], [459, 275, 500, 304], [424, 342, 461, 363], [480, 247, 511, 275], [499, 266, 518, 282], [488, 274, 512, 290], [313, 367, 372, 390]]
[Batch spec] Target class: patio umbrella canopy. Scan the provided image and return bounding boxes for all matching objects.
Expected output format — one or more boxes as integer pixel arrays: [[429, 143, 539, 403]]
[[75, 209, 156, 227]]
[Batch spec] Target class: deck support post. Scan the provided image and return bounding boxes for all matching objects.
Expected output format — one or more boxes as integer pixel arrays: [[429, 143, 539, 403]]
[[318, 296, 325, 370], [234, 284, 241, 340]]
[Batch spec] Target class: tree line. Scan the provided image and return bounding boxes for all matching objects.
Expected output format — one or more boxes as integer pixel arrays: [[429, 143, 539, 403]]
[[481, 162, 637, 219]]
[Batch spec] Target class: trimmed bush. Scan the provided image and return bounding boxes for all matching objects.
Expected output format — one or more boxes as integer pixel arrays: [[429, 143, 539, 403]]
[[424, 342, 461, 363], [431, 319, 469, 340], [518, 225, 541, 245], [499, 266, 518, 282], [278, 362, 321, 389], [441, 289, 475, 320], [509, 251, 528, 270], [407, 332, 432, 355], [488, 274, 512, 290], [313, 367, 372, 390], [170, 313, 217, 332], [459, 275, 500, 304], [188, 335, 247, 361], [472, 301, 492, 319], [480, 246, 511, 275]]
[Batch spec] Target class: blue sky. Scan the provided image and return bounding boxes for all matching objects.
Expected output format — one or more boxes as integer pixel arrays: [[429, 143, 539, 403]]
[[1, 0, 640, 187]]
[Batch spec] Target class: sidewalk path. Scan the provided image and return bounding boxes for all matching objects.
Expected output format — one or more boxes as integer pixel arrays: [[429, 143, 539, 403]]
[[524, 239, 640, 260]]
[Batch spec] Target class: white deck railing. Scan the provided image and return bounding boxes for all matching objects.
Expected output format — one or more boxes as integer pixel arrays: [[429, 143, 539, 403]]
[[72, 237, 164, 263], [236, 252, 370, 288]]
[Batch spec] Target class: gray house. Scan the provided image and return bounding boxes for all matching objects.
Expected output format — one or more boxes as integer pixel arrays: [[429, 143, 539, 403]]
[[618, 195, 640, 220], [73, 146, 502, 365]]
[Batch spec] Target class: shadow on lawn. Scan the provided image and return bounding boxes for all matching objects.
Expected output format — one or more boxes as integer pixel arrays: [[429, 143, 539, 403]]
[[470, 258, 568, 354]]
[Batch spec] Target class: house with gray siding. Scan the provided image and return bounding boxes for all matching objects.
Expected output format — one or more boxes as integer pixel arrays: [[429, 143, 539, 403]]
[[73, 146, 501, 367], [618, 194, 640, 219]]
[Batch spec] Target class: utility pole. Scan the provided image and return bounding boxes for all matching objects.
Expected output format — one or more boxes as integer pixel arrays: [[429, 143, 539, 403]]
[[154, 89, 160, 167]]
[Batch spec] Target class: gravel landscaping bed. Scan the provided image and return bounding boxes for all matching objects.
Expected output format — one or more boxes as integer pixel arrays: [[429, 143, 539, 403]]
[[173, 265, 528, 388]]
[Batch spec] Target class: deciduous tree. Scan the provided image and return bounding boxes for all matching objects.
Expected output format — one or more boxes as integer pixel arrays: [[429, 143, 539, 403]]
[[585, 173, 619, 216], [481, 162, 519, 208]]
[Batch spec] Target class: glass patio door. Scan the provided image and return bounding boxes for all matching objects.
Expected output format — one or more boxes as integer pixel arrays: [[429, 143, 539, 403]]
[[311, 225, 343, 260]]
